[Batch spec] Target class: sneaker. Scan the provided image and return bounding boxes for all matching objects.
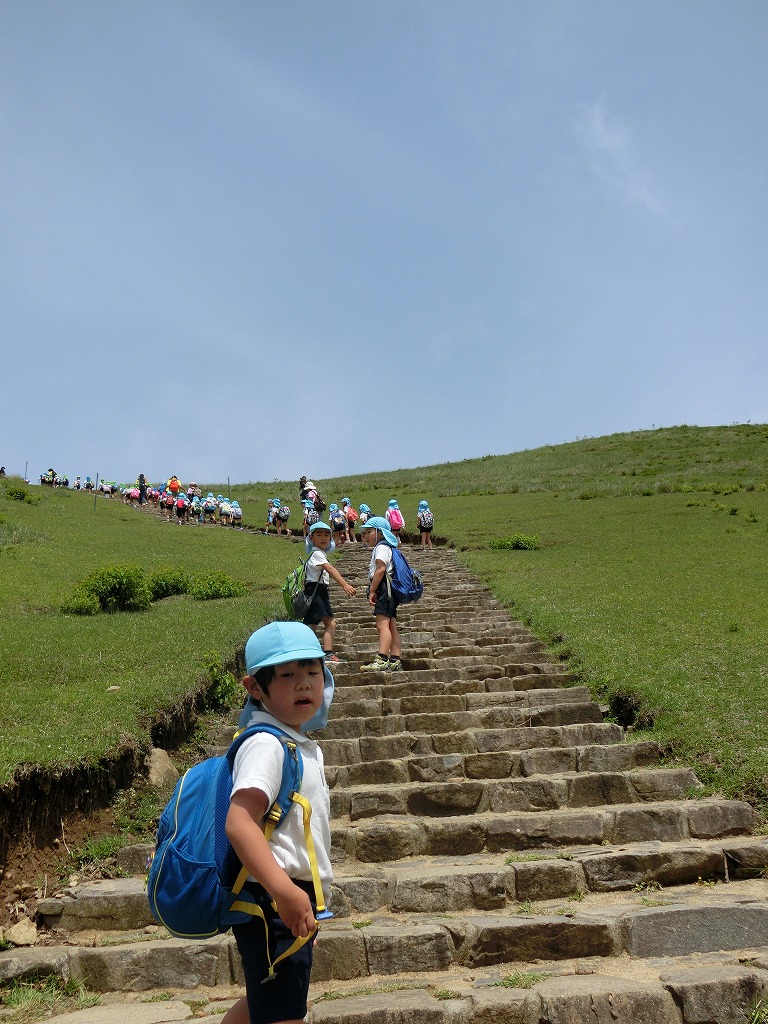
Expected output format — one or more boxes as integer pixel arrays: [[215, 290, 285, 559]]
[[360, 655, 389, 673], [324, 653, 343, 664], [388, 658, 403, 672]]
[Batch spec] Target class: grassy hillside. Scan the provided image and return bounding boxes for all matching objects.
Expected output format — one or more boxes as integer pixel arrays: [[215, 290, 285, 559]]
[[2, 423, 767, 812]]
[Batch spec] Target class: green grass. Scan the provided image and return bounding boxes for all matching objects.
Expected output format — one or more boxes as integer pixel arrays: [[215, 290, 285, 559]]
[[2, 423, 768, 812], [0, 485, 301, 784]]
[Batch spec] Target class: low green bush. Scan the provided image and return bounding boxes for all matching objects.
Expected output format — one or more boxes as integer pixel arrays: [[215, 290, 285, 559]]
[[79, 564, 152, 613], [149, 566, 192, 601], [190, 571, 247, 601], [489, 533, 540, 550], [61, 588, 102, 616], [5, 485, 31, 503]]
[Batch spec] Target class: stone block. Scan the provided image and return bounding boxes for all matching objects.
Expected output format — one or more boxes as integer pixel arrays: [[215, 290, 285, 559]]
[[465, 914, 617, 966], [580, 843, 724, 891], [465, 987, 540, 1024], [566, 772, 636, 808], [333, 875, 390, 915], [513, 859, 586, 901], [629, 767, 700, 801], [574, 743, 637, 773], [363, 923, 454, 975], [310, 987, 446, 1023], [606, 805, 685, 844], [392, 867, 514, 913], [686, 800, 753, 838], [487, 810, 604, 851], [488, 778, 564, 813], [408, 754, 466, 783], [71, 937, 230, 991], [660, 965, 766, 1023], [465, 751, 520, 779], [623, 902, 768, 957], [408, 781, 484, 815], [349, 790, 408, 820], [353, 821, 424, 862], [423, 818, 488, 855], [537, 974, 680, 1024], [310, 929, 367, 982], [519, 747, 577, 776]]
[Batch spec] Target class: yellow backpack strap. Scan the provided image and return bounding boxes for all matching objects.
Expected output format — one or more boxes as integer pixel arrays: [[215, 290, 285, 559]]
[[228, 789, 327, 981]]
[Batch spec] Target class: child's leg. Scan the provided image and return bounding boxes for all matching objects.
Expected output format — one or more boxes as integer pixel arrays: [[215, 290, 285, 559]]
[[321, 615, 336, 653], [375, 614, 401, 658]]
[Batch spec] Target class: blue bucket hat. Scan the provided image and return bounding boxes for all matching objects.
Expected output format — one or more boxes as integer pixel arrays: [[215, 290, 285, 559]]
[[308, 521, 331, 536], [341, 497, 351, 506], [388, 499, 399, 509], [359, 503, 371, 513], [243, 622, 334, 732], [360, 515, 399, 547], [418, 500, 429, 511]]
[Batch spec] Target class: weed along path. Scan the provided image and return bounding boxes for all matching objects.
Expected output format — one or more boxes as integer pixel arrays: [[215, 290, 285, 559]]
[[4, 545, 768, 1022]]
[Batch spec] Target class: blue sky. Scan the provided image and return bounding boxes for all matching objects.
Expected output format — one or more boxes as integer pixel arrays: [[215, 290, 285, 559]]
[[3, 1, 767, 485]]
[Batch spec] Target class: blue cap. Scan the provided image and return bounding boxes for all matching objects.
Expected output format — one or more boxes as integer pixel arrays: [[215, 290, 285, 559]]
[[329, 503, 339, 512], [388, 499, 399, 509], [418, 500, 429, 511], [360, 515, 399, 546], [244, 622, 334, 731], [359, 503, 371, 513]]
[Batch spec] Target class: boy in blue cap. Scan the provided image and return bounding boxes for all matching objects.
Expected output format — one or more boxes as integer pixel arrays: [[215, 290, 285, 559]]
[[303, 521, 356, 664], [360, 516, 403, 673], [223, 621, 334, 1024]]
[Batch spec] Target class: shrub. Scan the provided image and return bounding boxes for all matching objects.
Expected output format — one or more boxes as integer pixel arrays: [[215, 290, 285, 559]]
[[489, 534, 541, 551], [61, 588, 101, 616], [190, 571, 247, 601], [5, 485, 31, 502], [148, 566, 192, 601], [79, 564, 152, 613]]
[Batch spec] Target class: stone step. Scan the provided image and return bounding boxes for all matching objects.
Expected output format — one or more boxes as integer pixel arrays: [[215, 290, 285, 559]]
[[332, 797, 756, 864], [20, 889, 768, 998], [327, 739, 662, 788], [327, 671, 578, 701], [331, 684, 593, 719], [321, 700, 604, 740], [321, 721, 625, 765], [329, 662, 573, 690], [329, 767, 701, 821], [35, 839, 768, 938]]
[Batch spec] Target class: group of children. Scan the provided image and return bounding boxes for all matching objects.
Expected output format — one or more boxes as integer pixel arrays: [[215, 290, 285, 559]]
[[219, 502, 422, 1023]]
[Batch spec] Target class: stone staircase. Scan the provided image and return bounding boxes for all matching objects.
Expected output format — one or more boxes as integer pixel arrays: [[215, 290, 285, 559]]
[[4, 545, 768, 1023]]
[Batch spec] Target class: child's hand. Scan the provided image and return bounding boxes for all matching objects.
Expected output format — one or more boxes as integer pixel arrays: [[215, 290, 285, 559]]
[[274, 882, 317, 938], [343, 582, 356, 597]]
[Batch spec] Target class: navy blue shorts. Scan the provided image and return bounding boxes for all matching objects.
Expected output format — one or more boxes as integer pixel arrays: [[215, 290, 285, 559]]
[[232, 880, 316, 1024], [302, 583, 333, 625], [372, 577, 399, 618]]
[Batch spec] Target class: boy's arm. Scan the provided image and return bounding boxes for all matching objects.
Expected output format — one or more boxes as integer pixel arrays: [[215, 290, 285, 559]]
[[324, 561, 356, 596], [226, 788, 316, 938], [368, 559, 387, 605]]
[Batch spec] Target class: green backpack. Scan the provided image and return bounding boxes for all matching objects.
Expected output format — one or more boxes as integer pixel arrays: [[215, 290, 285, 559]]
[[282, 559, 321, 620]]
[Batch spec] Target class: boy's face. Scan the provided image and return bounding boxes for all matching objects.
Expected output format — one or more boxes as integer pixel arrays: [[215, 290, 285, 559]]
[[311, 529, 331, 549], [361, 527, 377, 547], [245, 659, 325, 729]]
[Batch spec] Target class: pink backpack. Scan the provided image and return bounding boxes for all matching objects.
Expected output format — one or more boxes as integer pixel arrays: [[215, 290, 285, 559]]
[[388, 508, 404, 530]]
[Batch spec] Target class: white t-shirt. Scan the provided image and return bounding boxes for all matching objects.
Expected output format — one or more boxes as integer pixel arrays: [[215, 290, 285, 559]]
[[368, 541, 393, 579], [306, 548, 330, 586], [231, 711, 333, 900]]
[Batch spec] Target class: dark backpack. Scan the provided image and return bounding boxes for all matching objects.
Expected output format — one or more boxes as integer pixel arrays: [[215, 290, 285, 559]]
[[418, 510, 434, 529], [313, 494, 327, 513], [388, 547, 424, 603], [147, 724, 303, 940], [276, 505, 291, 521]]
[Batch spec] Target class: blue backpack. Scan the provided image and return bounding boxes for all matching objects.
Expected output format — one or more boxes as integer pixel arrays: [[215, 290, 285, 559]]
[[147, 722, 329, 974], [389, 546, 424, 603]]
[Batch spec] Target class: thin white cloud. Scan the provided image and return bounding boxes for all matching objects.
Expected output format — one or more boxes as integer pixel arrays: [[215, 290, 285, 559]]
[[574, 99, 665, 215]]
